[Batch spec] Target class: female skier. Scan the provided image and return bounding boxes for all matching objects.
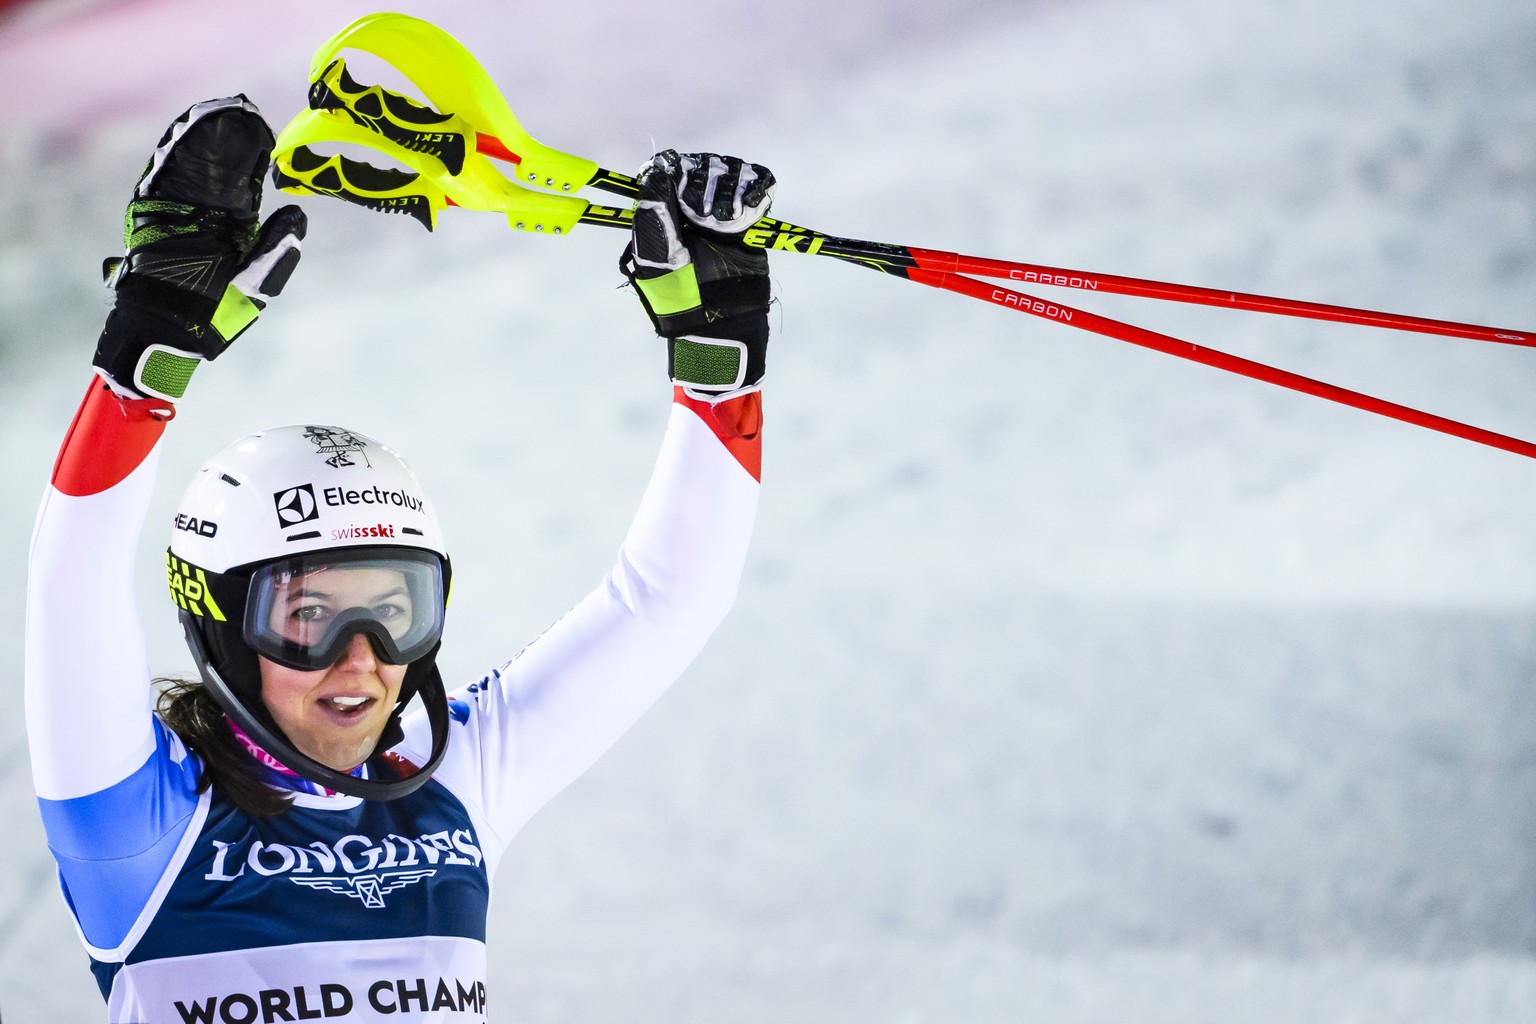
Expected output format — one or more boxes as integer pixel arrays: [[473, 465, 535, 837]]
[[25, 95, 774, 1020]]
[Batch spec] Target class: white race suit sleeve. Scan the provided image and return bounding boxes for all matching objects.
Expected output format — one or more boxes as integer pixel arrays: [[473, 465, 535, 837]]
[[393, 386, 763, 864]]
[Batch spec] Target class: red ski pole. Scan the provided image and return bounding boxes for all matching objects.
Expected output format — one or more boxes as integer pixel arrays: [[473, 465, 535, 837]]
[[905, 249, 1536, 348], [912, 268, 1536, 460]]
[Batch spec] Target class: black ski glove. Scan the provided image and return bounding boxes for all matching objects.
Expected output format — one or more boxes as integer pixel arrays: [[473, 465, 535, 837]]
[[621, 150, 776, 401], [94, 96, 307, 402]]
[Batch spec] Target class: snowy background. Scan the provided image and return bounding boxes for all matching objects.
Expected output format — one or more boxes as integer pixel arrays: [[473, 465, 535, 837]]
[[3, 0, 1536, 1019]]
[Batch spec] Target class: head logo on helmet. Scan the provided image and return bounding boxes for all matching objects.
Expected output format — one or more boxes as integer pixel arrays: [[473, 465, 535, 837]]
[[168, 424, 453, 800], [166, 554, 227, 621]]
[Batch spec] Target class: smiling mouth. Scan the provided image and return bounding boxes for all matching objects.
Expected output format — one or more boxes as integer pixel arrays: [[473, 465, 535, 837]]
[[324, 695, 376, 716]]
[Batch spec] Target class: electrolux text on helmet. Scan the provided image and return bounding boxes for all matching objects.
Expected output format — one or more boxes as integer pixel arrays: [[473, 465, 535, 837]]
[[322, 485, 425, 513]]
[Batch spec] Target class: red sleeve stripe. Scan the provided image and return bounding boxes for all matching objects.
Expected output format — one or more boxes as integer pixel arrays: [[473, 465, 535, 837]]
[[51, 379, 175, 498], [672, 387, 762, 482]]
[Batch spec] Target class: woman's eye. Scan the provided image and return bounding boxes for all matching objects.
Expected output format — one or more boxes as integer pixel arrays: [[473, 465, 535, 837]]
[[373, 602, 406, 622], [293, 604, 330, 623]]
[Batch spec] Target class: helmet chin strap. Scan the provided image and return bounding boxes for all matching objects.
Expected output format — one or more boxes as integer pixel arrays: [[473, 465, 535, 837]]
[[180, 614, 451, 801]]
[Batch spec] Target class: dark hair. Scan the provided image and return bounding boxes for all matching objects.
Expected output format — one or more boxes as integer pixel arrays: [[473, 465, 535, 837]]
[[155, 679, 293, 818]]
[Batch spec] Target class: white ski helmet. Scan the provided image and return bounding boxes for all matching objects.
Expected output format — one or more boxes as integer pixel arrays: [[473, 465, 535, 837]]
[[167, 424, 452, 799]]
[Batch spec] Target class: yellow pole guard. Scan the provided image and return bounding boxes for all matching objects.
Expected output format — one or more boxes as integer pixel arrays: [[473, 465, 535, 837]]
[[273, 109, 590, 235], [307, 11, 601, 196]]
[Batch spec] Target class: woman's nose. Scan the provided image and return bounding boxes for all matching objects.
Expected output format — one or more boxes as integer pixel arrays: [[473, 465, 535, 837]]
[[333, 631, 378, 671]]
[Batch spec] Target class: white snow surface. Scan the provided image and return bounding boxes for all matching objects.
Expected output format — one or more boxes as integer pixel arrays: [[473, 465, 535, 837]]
[[2, 0, 1535, 1019]]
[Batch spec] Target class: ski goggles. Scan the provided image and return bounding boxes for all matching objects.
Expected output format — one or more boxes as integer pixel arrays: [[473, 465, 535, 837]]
[[243, 548, 446, 672]]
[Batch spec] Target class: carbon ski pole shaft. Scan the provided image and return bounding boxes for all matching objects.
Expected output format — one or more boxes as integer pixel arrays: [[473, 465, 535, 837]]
[[902, 251, 1535, 347], [917, 271, 1536, 461]]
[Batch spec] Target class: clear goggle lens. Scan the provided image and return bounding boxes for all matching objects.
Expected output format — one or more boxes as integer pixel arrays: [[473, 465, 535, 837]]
[[243, 549, 445, 671]]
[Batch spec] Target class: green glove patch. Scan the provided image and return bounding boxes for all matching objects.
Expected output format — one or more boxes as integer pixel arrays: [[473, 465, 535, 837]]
[[670, 337, 746, 390], [138, 347, 201, 400], [210, 284, 262, 343], [634, 264, 702, 317]]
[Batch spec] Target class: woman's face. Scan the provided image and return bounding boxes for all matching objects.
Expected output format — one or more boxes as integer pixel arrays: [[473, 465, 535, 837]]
[[256, 566, 411, 772]]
